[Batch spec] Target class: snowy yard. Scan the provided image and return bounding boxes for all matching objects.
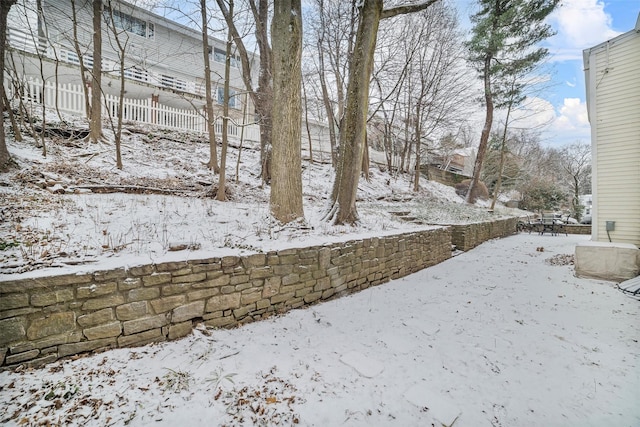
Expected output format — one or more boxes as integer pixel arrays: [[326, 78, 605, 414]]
[[1, 125, 523, 278], [1, 233, 638, 426]]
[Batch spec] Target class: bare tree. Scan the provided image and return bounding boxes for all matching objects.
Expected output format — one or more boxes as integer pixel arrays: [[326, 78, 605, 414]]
[[22, 0, 50, 154], [560, 141, 591, 221], [103, 0, 134, 170], [0, 0, 17, 171], [306, 0, 358, 167], [216, 0, 234, 201], [398, 6, 471, 191], [88, 0, 103, 143], [325, 0, 439, 225], [214, 0, 272, 185], [70, 0, 92, 119], [481, 129, 568, 209], [489, 75, 519, 210], [201, 0, 219, 173], [269, 0, 304, 222]]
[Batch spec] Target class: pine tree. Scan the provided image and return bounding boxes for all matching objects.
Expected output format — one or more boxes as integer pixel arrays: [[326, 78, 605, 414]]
[[465, 0, 559, 203]]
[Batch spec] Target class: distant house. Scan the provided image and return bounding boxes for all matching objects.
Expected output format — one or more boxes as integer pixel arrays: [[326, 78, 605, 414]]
[[578, 194, 592, 224], [7, 0, 255, 115], [582, 13, 640, 247], [6, 0, 334, 149], [429, 147, 476, 178]]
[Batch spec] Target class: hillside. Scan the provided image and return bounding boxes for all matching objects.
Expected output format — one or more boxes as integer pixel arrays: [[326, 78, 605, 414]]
[[0, 118, 523, 277]]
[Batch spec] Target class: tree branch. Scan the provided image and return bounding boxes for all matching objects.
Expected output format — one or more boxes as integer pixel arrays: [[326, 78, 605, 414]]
[[381, 0, 440, 20]]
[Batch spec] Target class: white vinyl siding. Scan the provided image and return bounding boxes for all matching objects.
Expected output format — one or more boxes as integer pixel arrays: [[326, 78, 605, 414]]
[[586, 28, 640, 246], [10, 0, 258, 141], [38, 0, 248, 90]]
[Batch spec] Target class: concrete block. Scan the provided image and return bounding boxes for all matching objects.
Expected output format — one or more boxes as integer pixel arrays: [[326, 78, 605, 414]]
[[575, 241, 640, 282]]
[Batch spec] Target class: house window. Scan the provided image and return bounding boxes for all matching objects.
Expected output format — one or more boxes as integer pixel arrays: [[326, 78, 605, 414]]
[[217, 87, 237, 109], [161, 75, 187, 91], [212, 47, 240, 68], [66, 50, 80, 65], [110, 9, 154, 39]]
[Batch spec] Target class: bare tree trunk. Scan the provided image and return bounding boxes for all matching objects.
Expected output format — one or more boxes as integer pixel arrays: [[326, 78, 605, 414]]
[[105, 0, 127, 169], [34, 0, 46, 156], [326, 0, 382, 224], [3, 90, 22, 142], [235, 92, 248, 183], [0, 0, 17, 171], [413, 104, 422, 192], [318, 45, 337, 166], [400, 94, 411, 173], [466, 55, 493, 204], [215, 0, 272, 184], [114, 69, 124, 169], [384, 123, 392, 172], [253, 0, 273, 186], [362, 133, 370, 180], [302, 79, 313, 164], [70, 0, 91, 119], [490, 115, 512, 211], [270, 0, 304, 223], [572, 175, 579, 220], [200, 0, 219, 173], [217, 0, 234, 201], [88, 0, 102, 143], [316, 0, 337, 167]]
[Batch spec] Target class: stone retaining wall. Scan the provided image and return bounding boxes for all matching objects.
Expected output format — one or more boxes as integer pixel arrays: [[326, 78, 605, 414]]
[[450, 217, 519, 251], [426, 166, 465, 187], [0, 228, 453, 369], [565, 225, 591, 235]]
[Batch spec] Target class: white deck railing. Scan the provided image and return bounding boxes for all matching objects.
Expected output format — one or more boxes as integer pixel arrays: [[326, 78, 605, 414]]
[[5, 24, 261, 139], [10, 77, 260, 141]]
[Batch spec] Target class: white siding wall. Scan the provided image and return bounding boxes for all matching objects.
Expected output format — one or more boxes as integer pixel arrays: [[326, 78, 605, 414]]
[[38, 0, 250, 110], [587, 30, 640, 246]]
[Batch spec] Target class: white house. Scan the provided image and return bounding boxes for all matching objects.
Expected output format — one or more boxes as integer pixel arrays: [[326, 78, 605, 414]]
[[576, 13, 640, 282], [578, 194, 592, 224], [6, 0, 260, 138], [430, 147, 477, 178], [582, 12, 640, 247]]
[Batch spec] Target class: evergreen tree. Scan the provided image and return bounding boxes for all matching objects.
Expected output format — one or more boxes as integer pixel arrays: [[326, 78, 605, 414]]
[[465, 0, 559, 203]]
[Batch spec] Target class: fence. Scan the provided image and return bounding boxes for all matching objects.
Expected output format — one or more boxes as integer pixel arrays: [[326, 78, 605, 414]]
[[7, 24, 197, 96], [10, 77, 259, 140]]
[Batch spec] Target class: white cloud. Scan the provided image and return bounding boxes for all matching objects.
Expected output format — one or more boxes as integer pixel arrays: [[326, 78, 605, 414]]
[[547, 0, 621, 62], [566, 81, 576, 87], [542, 98, 591, 146], [554, 98, 589, 131], [507, 96, 556, 130]]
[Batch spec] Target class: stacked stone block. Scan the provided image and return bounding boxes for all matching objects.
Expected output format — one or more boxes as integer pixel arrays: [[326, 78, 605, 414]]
[[1, 227, 452, 368], [450, 217, 518, 251]]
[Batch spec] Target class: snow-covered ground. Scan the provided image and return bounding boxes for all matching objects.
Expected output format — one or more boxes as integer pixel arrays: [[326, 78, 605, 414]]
[[1, 122, 525, 278], [1, 233, 638, 426], [3, 120, 636, 426]]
